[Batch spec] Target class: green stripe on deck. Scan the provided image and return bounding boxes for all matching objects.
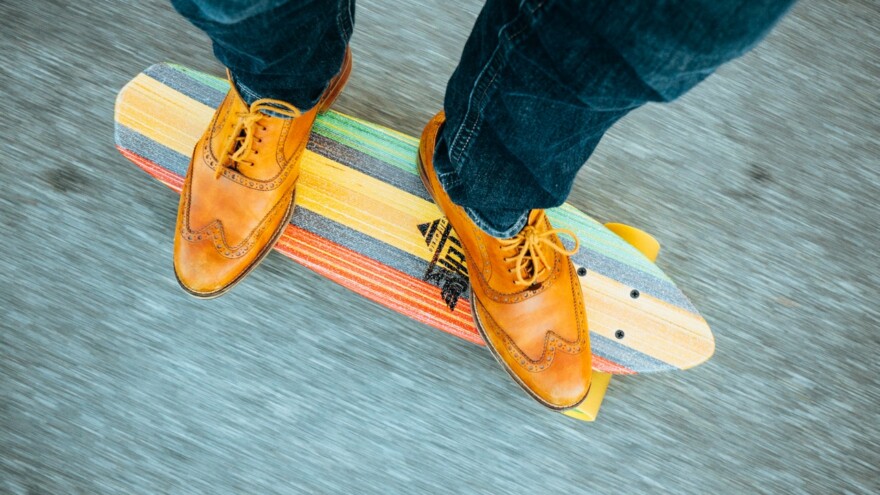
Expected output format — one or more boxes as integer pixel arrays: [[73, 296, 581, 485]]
[[168, 64, 229, 92], [313, 112, 419, 174], [547, 205, 672, 283]]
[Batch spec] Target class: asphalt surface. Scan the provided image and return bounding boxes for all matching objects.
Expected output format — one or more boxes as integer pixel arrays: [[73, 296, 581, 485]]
[[1, 1, 878, 493]]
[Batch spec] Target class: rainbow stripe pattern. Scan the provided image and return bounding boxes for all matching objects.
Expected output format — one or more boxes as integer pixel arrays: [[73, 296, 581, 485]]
[[114, 64, 714, 375]]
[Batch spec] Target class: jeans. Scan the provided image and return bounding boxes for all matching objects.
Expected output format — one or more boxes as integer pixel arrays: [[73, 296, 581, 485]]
[[170, 0, 794, 237]]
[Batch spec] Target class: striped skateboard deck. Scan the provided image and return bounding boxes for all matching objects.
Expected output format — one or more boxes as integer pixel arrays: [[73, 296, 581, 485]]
[[114, 64, 714, 421]]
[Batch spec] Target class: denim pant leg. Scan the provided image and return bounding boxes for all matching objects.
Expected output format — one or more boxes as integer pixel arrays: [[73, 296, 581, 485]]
[[435, 0, 795, 238], [170, 0, 354, 109]]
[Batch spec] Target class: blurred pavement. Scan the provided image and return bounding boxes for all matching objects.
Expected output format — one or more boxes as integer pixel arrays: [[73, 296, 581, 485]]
[[1, 1, 878, 493]]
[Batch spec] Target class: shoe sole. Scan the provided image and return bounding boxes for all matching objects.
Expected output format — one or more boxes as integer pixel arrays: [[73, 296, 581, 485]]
[[416, 150, 591, 412]]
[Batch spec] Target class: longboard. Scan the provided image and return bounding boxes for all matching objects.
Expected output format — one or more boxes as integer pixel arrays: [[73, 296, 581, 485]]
[[114, 64, 714, 421]]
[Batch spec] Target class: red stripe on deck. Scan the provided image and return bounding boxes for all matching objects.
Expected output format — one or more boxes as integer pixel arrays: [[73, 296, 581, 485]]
[[592, 356, 636, 375], [118, 145, 634, 374]]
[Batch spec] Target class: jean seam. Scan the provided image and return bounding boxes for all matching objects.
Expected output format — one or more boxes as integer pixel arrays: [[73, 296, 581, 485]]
[[336, 0, 353, 41], [437, 170, 462, 188], [448, 0, 549, 169], [448, 46, 502, 165], [507, 1, 546, 40], [449, 0, 529, 165]]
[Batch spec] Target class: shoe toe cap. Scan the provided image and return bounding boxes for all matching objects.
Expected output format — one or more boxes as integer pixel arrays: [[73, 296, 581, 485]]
[[173, 234, 247, 297], [529, 347, 593, 409], [473, 296, 592, 410]]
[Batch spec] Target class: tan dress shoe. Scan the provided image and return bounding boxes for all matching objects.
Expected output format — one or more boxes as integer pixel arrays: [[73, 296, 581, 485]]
[[174, 49, 352, 298], [418, 111, 592, 410]]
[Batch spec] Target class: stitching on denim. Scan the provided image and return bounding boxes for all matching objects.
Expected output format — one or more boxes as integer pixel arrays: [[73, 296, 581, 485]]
[[509, 1, 547, 40], [436, 170, 462, 188], [448, 44, 502, 165], [345, 0, 353, 38], [237, 81, 262, 105], [449, 0, 550, 170], [450, 0, 533, 166], [336, 0, 353, 40]]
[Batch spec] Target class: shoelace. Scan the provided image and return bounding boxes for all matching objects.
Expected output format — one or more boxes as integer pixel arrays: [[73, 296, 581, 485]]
[[216, 98, 302, 179], [499, 210, 580, 287]]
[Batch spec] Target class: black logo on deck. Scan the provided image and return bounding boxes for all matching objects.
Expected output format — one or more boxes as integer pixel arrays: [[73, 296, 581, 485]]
[[419, 218, 469, 311]]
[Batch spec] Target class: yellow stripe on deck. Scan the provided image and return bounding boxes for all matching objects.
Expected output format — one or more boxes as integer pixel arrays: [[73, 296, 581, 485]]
[[115, 73, 213, 155], [580, 270, 714, 369], [298, 152, 441, 263]]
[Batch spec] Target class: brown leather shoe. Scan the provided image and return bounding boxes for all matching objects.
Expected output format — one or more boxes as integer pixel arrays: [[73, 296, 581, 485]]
[[418, 112, 592, 410], [174, 48, 352, 298]]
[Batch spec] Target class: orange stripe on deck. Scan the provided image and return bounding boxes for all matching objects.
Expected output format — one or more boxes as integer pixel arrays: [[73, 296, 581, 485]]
[[276, 227, 482, 344], [279, 233, 476, 330]]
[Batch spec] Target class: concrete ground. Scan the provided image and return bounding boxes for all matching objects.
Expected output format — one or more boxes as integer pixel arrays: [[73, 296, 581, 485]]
[[1, 0, 877, 493]]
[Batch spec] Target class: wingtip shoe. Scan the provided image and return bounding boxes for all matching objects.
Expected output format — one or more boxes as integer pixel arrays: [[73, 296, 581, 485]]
[[173, 48, 352, 298], [418, 111, 592, 410]]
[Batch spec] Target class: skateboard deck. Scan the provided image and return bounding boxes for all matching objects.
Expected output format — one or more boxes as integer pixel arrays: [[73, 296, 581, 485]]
[[115, 64, 714, 421]]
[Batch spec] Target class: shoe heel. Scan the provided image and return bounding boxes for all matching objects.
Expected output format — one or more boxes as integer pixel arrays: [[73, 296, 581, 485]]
[[318, 47, 353, 114]]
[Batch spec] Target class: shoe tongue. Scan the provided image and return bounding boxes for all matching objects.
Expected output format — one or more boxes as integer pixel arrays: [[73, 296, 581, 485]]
[[529, 209, 542, 222], [526, 209, 545, 230], [229, 73, 299, 120]]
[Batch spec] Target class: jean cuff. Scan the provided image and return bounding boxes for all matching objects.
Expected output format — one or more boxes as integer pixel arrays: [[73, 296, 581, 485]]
[[231, 74, 305, 118], [232, 77, 263, 106], [432, 127, 529, 239], [230, 71, 323, 112], [464, 206, 529, 239]]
